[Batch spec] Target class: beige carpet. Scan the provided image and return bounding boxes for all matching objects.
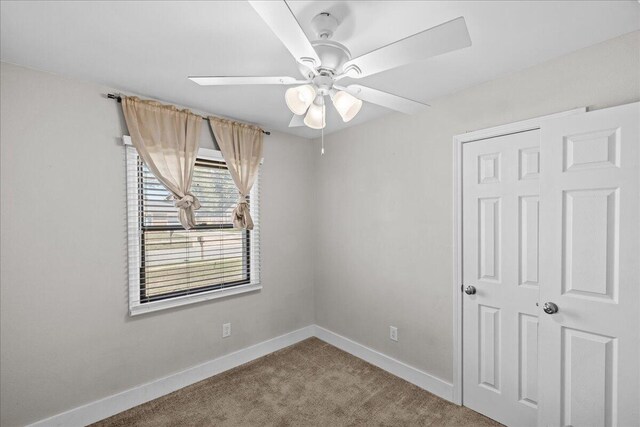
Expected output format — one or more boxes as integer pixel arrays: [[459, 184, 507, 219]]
[[93, 337, 501, 426]]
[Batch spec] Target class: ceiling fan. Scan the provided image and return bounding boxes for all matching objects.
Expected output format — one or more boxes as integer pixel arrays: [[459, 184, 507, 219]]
[[189, 1, 472, 130]]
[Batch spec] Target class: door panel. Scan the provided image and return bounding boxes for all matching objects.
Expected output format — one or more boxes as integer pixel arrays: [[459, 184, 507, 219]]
[[538, 102, 639, 427], [463, 130, 540, 427], [479, 304, 501, 391], [561, 328, 616, 427], [519, 313, 538, 408], [479, 197, 501, 281], [519, 195, 539, 287], [563, 188, 618, 301]]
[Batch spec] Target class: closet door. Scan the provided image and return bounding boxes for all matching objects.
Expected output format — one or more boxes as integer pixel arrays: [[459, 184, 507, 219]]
[[538, 102, 639, 427], [462, 130, 540, 427]]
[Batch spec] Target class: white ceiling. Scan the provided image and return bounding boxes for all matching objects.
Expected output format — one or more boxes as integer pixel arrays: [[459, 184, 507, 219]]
[[1, 1, 638, 139]]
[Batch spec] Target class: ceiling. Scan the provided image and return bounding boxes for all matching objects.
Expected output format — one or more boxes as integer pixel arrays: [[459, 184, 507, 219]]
[[1, 1, 638, 139]]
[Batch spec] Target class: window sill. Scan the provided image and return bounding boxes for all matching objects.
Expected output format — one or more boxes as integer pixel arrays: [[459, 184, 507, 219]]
[[129, 284, 262, 316]]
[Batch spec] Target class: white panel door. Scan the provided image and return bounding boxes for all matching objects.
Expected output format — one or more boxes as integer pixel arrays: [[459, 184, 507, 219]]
[[538, 102, 639, 427], [463, 130, 540, 427]]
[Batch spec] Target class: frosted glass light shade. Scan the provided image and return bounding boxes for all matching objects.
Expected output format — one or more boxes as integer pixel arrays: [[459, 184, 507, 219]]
[[285, 85, 316, 115], [332, 90, 362, 122], [304, 101, 326, 129]]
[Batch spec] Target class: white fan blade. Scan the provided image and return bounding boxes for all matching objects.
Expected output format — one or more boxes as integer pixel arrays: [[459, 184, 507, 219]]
[[188, 76, 306, 86], [289, 114, 305, 127], [339, 84, 429, 115], [340, 16, 471, 79], [248, 1, 320, 71]]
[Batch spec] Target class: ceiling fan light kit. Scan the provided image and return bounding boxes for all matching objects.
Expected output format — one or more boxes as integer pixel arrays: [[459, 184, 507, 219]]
[[189, 1, 472, 131], [285, 84, 316, 115], [330, 89, 362, 122], [303, 97, 326, 129]]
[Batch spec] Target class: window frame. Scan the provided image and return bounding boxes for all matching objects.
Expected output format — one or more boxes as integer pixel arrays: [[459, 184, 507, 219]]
[[125, 136, 261, 316]]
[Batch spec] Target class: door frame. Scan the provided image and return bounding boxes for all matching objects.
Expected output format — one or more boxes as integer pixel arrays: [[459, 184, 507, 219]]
[[451, 107, 586, 405]]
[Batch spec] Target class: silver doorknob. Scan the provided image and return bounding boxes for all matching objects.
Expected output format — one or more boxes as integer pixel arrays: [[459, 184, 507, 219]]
[[543, 302, 559, 314], [464, 285, 476, 295]]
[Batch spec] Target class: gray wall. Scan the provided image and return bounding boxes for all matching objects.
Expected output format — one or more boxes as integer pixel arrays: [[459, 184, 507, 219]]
[[0, 62, 316, 426], [312, 31, 640, 382]]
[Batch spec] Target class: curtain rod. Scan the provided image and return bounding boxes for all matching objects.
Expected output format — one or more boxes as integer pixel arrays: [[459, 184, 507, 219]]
[[107, 93, 271, 135]]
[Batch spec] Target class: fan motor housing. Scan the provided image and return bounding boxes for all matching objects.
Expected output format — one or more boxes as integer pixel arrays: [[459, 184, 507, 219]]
[[311, 40, 350, 75], [309, 12, 350, 75]]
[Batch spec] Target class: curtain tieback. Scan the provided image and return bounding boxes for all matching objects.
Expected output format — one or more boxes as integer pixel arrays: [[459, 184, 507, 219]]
[[231, 194, 254, 230], [234, 195, 250, 222], [171, 193, 201, 210], [237, 195, 249, 206]]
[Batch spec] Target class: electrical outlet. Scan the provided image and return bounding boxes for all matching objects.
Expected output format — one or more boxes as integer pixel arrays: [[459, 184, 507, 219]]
[[222, 323, 231, 338], [389, 326, 398, 342]]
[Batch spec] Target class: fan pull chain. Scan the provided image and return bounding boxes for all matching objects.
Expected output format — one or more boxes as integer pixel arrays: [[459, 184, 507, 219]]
[[321, 96, 325, 155]]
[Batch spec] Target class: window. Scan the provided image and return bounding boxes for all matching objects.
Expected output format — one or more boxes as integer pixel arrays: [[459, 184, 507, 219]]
[[125, 139, 260, 315]]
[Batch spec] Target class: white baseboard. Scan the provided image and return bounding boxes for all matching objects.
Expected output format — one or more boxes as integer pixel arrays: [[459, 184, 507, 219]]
[[29, 324, 453, 426], [28, 325, 315, 427], [313, 325, 454, 402]]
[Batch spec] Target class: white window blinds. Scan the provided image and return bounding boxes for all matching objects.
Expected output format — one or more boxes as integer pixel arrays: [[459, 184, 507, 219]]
[[126, 143, 261, 315]]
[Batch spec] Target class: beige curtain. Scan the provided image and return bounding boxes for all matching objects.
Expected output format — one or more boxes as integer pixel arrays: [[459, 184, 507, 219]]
[[208, 117, 263, 230], [122, 96, 203, 230]]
